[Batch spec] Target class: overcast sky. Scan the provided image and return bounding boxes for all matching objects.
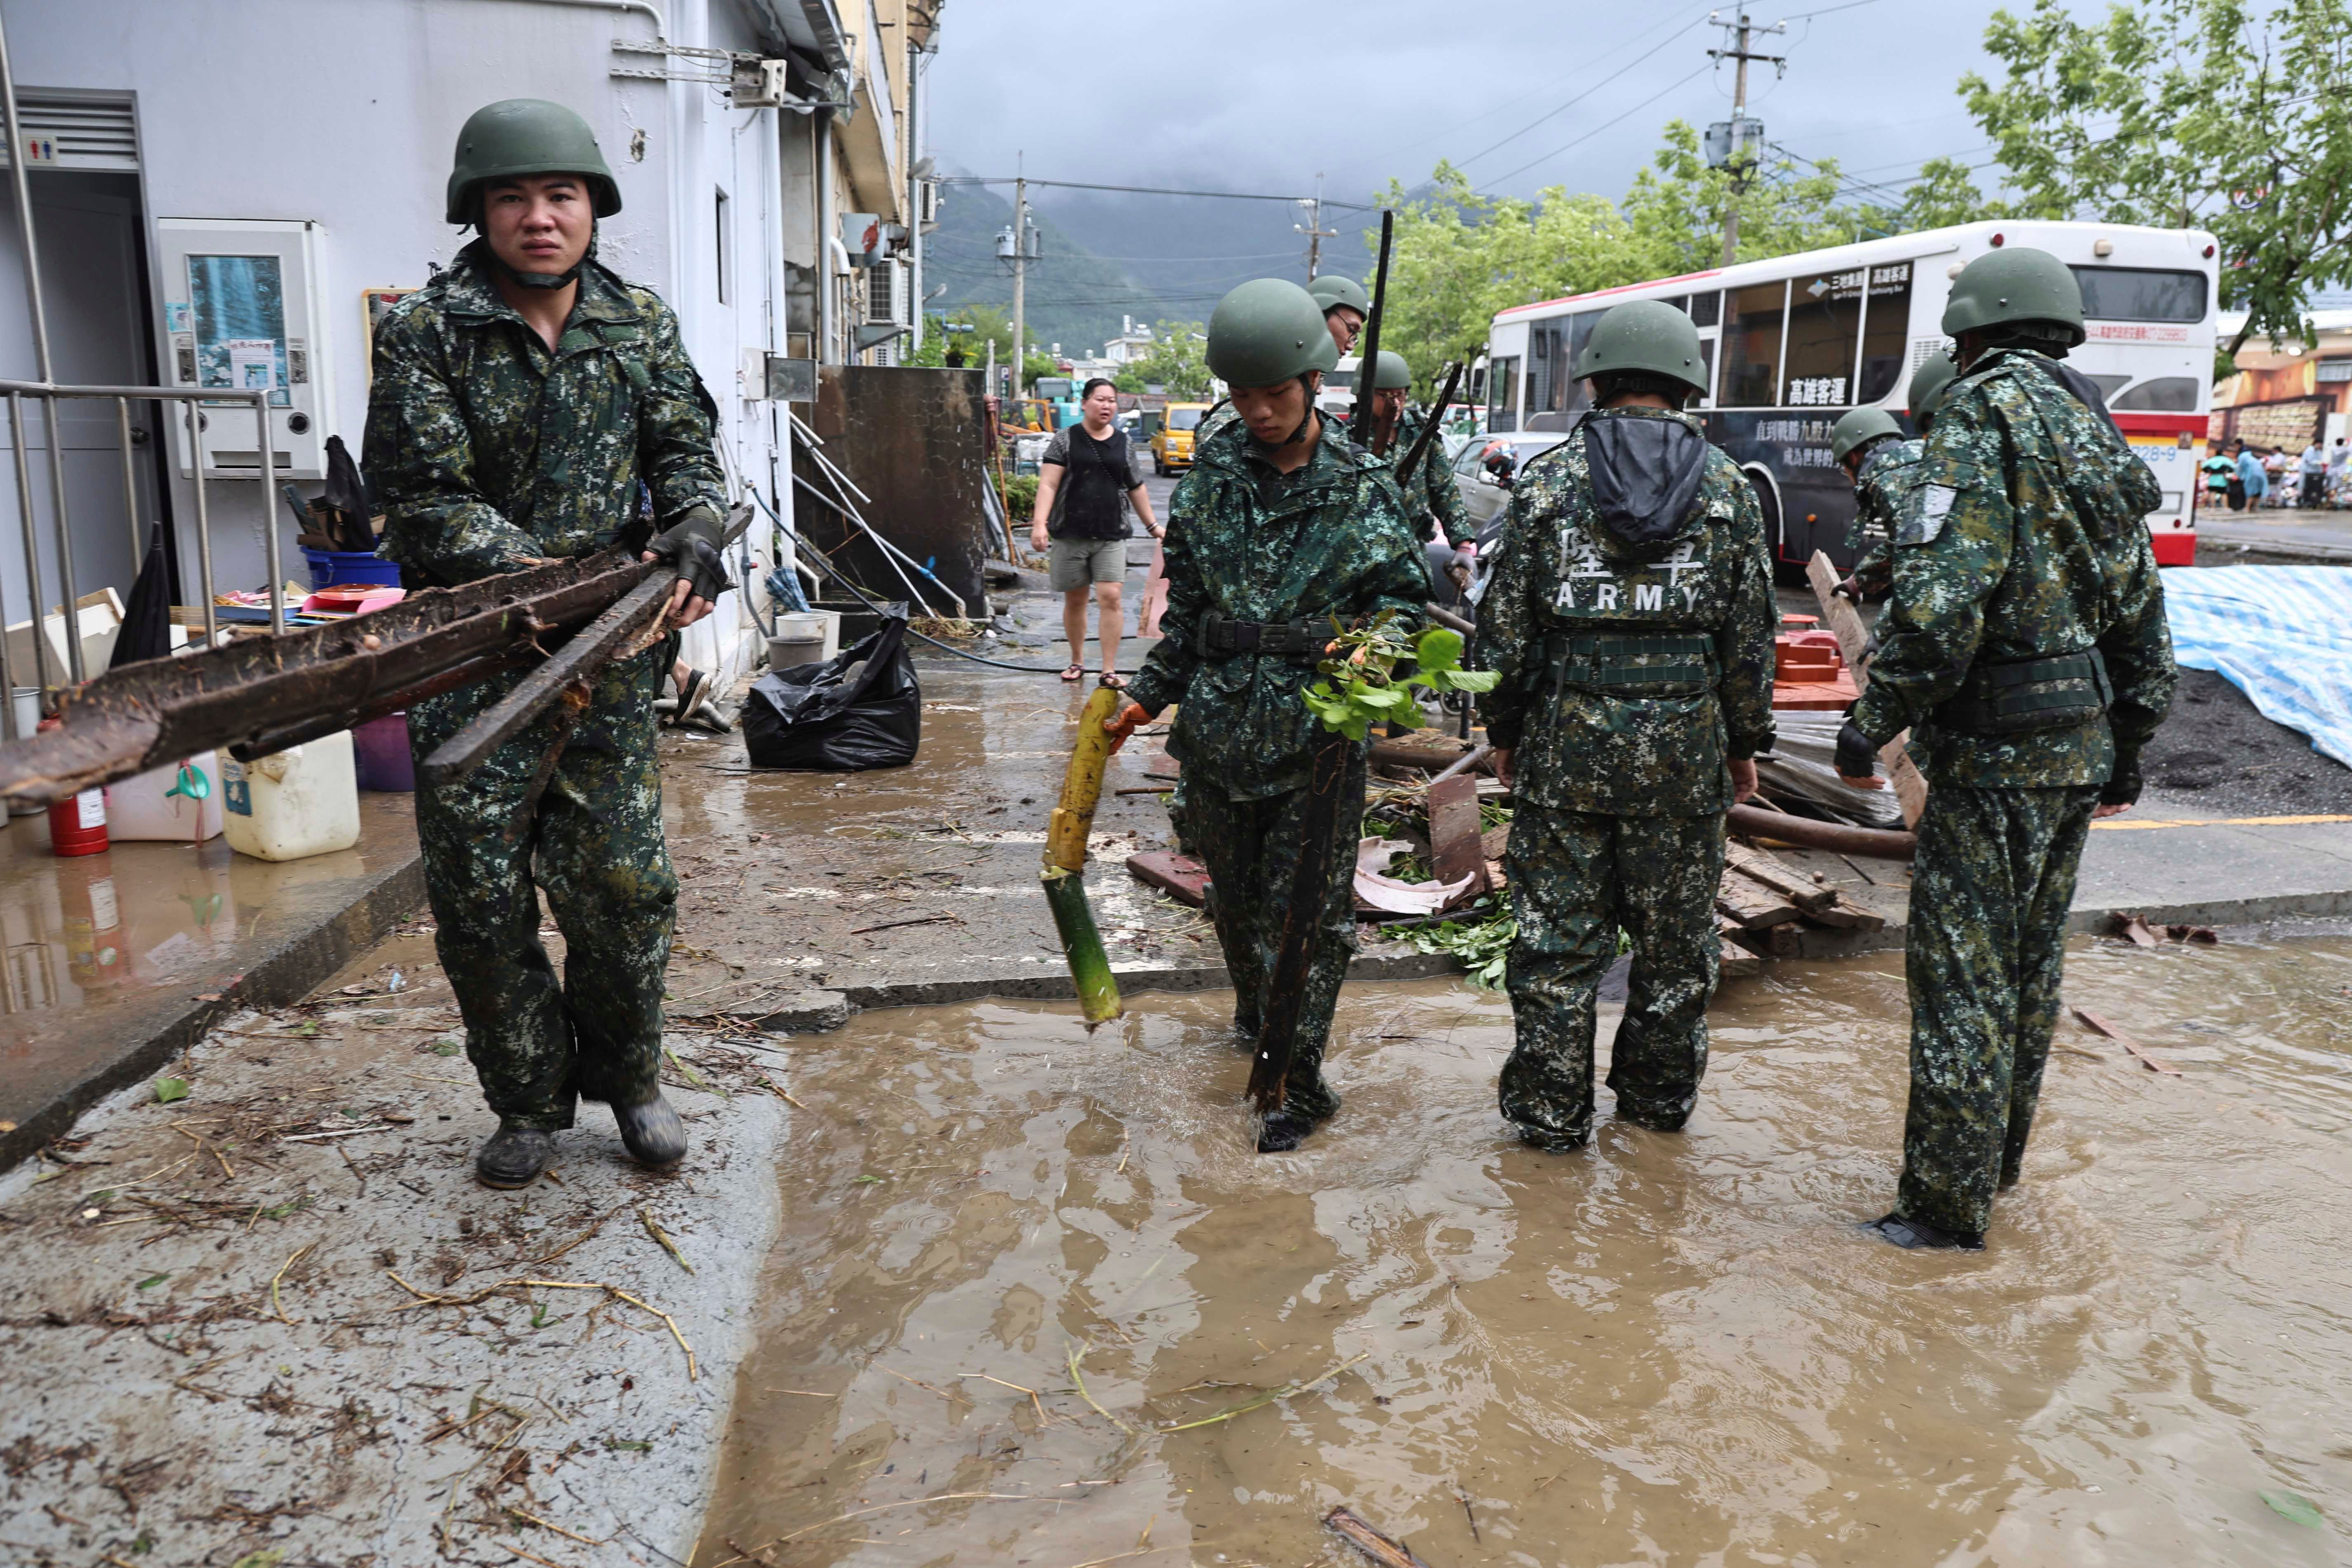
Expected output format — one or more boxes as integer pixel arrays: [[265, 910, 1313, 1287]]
[[925, 0, 2051, 212]]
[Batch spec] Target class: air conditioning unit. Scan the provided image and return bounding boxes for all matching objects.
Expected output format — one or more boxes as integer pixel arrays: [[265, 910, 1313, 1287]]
[[864, 259, 909, 328]]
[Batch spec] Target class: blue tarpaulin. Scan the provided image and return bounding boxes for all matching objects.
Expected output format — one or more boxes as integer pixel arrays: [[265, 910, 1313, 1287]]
[[2160, 565, 2352, 768]]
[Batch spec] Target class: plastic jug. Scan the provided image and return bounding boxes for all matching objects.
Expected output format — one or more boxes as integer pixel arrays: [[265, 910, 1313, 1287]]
[[219, 732, 361, 862], [107, 755, 225, 843]]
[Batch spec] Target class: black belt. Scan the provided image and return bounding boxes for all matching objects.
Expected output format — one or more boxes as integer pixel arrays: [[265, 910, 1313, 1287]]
[[1197, 610, 1324, 662], [1542, 630, 1717, 690], [1940, 647, 2111, 734]]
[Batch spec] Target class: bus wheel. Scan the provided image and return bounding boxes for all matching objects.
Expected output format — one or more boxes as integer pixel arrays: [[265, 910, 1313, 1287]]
[[1742, 465, 1806, 588]]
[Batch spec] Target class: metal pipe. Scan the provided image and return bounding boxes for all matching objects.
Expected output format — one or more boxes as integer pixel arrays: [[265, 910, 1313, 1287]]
[[469, 0, 667, 39], [0, 15, 56, 386], [115, 397, 141, 564], [7, 393, 52, 696], [40, 398, 80, 682], [186, 404, 216, 649], [1727, 802, 1915, 862], [258, 400, 283, 635], [1429, 743, 1493, 784]]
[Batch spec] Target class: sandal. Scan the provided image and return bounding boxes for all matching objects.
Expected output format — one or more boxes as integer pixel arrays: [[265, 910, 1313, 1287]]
[[1098, 672, 1128, 690], [1059, 663, 1085, 682]]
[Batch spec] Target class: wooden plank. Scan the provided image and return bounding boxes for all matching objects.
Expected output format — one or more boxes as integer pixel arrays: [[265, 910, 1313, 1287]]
[[1801, 894, 1887, 932], [1126, 850, 1210, 909], [2071, 1005, 2182, 1075], [1427, 773, 1488, 895], [1716, 869, 1799, 929], [1723, 840, 1836, 913], [1719, 938, 1763, 980], [1808, 549, 1928, 829]]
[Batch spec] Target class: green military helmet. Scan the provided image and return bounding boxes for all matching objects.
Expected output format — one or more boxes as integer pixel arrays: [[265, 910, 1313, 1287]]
[[1939, 246, 2084, 346], [1205, 278, 1341, 387], [1369, 349, 1412, 391], [446, 99, 622, 225], [1907, 348, 1958, 425], [1574, 298, 1707, 391], [1829, 405, 1904, 464], [1307, 274, 1370, 319]]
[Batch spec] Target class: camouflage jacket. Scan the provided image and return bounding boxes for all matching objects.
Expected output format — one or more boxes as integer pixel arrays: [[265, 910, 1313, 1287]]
[[366, 239, 725, 586], [1192, 400, 1240, 453], [1131, 419, 1429, 800], [1381, 412, 1469, 545], [1852, 348, 2175, 798], [1845, 436, 1923, 599], [1480, 406, 1778, 818]]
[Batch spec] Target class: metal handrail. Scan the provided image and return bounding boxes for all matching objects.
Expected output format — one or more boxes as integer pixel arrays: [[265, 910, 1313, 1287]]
[[0, 6, 291, 748]]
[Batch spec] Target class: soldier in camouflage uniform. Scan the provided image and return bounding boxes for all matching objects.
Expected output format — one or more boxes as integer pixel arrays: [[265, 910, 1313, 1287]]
[[1104, 278, 1429, 1152], [366, 99, 730, 1188], [1839, 351, 1957, 601], [1481, 301, 1778, 1151], [1835, 248, 2175, 1249], [1363, 350, 1470, 546], [1191, 274, 1368, 453]]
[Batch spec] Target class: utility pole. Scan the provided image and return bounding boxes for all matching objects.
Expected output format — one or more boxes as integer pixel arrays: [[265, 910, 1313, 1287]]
[[1295, 172, 1335, 281], [1011, 165, 1027, 400], [1707, 11, 1785, 267]]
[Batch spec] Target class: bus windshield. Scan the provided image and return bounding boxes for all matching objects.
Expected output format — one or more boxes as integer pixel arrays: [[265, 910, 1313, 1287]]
[[2069, 266, 2206, 323]]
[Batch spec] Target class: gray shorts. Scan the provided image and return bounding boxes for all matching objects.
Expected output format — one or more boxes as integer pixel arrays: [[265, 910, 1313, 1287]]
[[1050, 535, 1128, 591]]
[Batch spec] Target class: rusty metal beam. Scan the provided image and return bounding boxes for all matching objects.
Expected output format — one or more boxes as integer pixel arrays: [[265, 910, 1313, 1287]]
[[0, 549, 651, 804]]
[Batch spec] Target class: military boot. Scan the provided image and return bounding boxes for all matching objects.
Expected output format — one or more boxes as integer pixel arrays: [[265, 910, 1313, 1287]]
[[614, 1095, 687, 1169], [476, 1122, 557, 1188]]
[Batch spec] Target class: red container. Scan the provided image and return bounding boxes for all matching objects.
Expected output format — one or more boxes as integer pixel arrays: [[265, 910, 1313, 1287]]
[[48, 787, 109, 857]]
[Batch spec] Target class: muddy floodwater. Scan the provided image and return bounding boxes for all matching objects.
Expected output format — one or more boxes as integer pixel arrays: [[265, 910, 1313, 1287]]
[[697, 935, 2352, 1567]]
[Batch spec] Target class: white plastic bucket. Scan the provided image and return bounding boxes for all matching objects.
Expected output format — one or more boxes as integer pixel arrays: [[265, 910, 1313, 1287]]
[[219, 732, 361, 862], [775, 609, 841, 661], [108, 755, 225, 843]]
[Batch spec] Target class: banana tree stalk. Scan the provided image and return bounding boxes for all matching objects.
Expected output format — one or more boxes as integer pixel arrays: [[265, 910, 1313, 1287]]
[[1043, 685, 1123, 1025]]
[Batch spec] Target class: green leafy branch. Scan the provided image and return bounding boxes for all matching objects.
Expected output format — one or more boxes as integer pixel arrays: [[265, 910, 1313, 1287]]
[[1301, 618, 1498, 743]]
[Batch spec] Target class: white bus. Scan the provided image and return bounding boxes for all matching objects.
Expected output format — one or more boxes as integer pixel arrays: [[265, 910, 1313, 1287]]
[[1483, 219, 2216, 571]]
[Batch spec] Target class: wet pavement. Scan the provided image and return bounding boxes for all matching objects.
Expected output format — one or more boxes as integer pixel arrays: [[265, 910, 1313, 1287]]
[[0, 793, 424, 1168], [696, 935, 2352, 1567]]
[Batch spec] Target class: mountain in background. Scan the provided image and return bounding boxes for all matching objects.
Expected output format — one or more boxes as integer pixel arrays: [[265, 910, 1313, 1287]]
[[925, 169, 1381, 359]]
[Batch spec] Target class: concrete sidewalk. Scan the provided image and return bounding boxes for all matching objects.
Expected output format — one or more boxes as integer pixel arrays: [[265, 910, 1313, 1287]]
[[0, 794, 426, 1173], [2195, 508, 2352, 561]]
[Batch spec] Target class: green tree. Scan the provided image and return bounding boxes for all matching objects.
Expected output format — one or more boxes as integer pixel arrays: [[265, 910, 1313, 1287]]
[[1127, 321, 1212, 399], [1020, 350, 1060, 393], [1960, 0, 2352, 353]]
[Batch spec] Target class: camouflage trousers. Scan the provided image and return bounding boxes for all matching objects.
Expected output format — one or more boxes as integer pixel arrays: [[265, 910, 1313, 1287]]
[[1501, 805, 1726, 1143], [1188, 751, 1368, 1119], [1897, 784, 2097, 1236], [409, 642, 678, 1130]]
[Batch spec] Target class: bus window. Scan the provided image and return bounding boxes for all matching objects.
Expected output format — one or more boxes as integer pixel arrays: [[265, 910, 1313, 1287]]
[[2112, 376, 2199, 411], [1856, 261, 1914, 402], [1785, 267, 1865, 405], [1697, 339, 1717, 405], [2069, 266, 2207, 323], [1690, 290, 1721, 328], [1527, 313, 1600, 429], [1720, 280, 1787, 407], [2083, 372, 2133, 400], [1488, 355, 1520, 432]]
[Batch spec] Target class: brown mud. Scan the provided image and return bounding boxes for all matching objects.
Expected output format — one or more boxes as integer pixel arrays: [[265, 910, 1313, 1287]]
[[697, 936, 2352, 1567]]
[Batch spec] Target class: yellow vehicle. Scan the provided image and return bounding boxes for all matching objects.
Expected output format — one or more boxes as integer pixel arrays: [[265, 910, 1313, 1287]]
[[1150, 403, 1211, 475]]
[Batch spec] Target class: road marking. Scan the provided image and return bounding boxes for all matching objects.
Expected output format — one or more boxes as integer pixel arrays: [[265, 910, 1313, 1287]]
[[2092, 813, 2352, 831]]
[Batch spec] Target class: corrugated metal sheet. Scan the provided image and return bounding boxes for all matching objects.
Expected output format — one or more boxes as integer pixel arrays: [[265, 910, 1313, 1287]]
[[0, 93, 139, 172]]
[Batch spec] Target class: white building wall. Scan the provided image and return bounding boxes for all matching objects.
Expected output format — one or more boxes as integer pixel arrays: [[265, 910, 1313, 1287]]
[[0, 0, 783, 687]]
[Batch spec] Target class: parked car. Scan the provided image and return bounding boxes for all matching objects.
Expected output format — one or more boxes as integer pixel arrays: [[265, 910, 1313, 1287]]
[[1451, 431, 1569, 544]]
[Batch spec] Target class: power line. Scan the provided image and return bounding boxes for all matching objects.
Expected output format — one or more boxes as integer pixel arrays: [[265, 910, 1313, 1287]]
[[939, 174, 1377, 209], [1452, 4, 1715, 171], [1479, 63, 1716, 191]]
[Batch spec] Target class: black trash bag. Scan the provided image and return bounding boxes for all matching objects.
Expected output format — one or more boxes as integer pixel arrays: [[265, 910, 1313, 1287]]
[[108, 521, 174, 671], [742, 617, 921, 770], [321, 435, 376, 552]]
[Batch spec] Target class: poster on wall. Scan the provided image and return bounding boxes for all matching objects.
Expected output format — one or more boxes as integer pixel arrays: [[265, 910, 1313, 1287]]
[[187, 253, 290, 408]]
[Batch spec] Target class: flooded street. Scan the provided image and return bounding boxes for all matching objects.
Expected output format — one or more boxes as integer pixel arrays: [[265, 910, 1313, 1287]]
[[698, 936, 2352, 1567]]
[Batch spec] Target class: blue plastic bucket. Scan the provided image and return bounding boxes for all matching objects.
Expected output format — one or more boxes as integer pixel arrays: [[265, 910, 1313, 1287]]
[[301, 547, 403, 589]]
